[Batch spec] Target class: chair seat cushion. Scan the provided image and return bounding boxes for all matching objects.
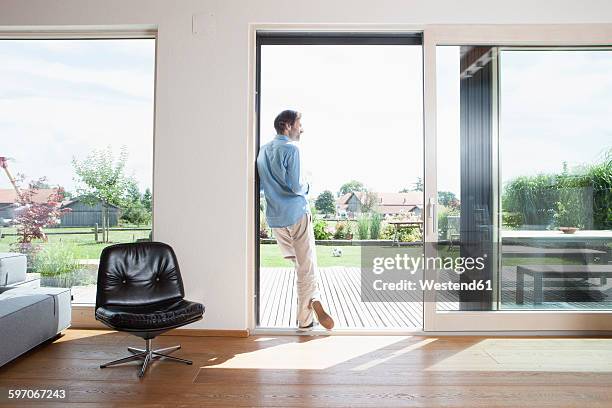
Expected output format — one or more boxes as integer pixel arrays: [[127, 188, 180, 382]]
[[96, 299, 204, 331]]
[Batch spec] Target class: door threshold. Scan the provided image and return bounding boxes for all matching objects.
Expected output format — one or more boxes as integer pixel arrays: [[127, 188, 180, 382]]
[[252, 328, 612, 336], [253, 327, 424, 336]]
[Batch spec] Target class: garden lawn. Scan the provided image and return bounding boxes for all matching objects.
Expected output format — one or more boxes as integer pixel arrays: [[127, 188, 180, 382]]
[[0, 227, 151, 259], [260, 244, 363, 267], [260, 244, 582, 268]]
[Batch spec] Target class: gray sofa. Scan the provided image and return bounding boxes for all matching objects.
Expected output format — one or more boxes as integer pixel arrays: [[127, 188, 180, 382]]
[[0, 252, 71, 367]]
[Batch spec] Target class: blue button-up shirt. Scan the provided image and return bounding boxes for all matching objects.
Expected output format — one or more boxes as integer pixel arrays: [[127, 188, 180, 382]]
[[257, 135, 310, 228]]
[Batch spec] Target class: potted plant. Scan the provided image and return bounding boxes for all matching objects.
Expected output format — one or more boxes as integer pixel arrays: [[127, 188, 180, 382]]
[[554, 201, 580, 234]]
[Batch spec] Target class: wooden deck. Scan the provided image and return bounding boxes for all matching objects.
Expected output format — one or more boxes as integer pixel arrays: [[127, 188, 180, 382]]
[[259, 266, 612, 329], [260, 267, 423, 329]]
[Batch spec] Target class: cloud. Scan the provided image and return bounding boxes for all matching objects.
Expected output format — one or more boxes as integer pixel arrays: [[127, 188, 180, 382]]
[[0, 40, 154, 193]]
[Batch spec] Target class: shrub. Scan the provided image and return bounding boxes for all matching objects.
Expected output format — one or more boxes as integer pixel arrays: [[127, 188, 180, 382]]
[[32, 244, 79, 278], [406, 227, 423, 242], [313, 218, 332, 240], [259, 210, 269, 238], [587, 151, 612, 229], [32, 244, 81, 287], [379, 223, 422, 242], [501, 212, 523, 230], [437, 205, 460, 238], [503, 174, 558, 228], [554, 153, 611, 229], [369, 213, 382, 239], [121, 201, 151, 226], [357, 214, 369, 239], [502, 149, 612, 230], [380, 223, 395, 240], [554, 187, 591, 228], [333, 221, 350, 239]]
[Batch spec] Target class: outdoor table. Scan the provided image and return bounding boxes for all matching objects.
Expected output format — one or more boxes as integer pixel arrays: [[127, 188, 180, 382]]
[[502, 245, 606, 264], [502, 229, 612, 242], [502, 229, 611, 266], [516, 264, 612, 305]]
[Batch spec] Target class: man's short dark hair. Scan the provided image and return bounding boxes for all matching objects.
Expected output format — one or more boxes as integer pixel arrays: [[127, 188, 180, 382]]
[[274, 110, 300, 134]]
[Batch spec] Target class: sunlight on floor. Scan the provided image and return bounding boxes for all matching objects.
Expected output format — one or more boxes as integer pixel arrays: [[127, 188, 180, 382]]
[[426, 338, 612, 372], [352, 338, 437, 371], [203, 336, 410, 370], [53, 330, 119, 343]]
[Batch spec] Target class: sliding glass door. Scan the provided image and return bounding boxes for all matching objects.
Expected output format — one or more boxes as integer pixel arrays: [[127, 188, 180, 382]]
[[428, 44, 612, 330], [253, 29, 612, 332]]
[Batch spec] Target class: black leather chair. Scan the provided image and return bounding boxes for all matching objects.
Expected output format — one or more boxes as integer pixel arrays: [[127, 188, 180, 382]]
[[95, 242, 204, 377]]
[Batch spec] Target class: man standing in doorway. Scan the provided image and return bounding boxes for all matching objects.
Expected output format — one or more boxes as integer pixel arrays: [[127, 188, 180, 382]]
[[257, 110, 334, 331]]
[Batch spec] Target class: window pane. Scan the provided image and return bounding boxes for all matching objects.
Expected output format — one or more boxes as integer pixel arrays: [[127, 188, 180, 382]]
[[0, 39, 155, 304], [437, 46, 612, 311], [499, 49, 612, 310]]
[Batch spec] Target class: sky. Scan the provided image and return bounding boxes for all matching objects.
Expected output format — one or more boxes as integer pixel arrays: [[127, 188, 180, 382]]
[[1, 41, 609, 200], [260, 45, 424, 198], [498, 49, 612, 182], [0, 39, 155, 194], [437, 46, 612, 195], [263, 45, 611, 199]]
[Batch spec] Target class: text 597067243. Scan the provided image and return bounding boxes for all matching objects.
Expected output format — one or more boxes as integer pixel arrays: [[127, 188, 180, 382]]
[[2, 388, 67, 401]]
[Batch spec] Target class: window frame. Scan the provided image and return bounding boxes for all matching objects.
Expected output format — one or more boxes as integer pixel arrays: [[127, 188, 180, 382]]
[[0, 29, 158, 328]]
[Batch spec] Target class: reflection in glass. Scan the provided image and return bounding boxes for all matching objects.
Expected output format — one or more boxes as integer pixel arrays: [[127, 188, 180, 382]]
[[437, 46, 612, 311]]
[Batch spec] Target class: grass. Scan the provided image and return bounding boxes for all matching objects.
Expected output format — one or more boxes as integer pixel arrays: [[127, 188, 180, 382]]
[[0, 225, 586, 268], [260, 244, 426, 268], [0, 226, 151, 259], [260, 244, 363, 267], [260, 243, 582, 268], [502, 257, 581, 266]]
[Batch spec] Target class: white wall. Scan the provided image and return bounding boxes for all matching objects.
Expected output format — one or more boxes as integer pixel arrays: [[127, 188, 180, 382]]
[[1, 0, 612, 330]]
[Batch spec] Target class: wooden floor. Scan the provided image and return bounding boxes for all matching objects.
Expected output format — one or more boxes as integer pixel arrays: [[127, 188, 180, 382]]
[[1, 330, 612, 407]]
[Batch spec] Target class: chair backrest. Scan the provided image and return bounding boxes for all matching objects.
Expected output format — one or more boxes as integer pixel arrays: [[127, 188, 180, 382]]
[[96, 242, 185, 310]]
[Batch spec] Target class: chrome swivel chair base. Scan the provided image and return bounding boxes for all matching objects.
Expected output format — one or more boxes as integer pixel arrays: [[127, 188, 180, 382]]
[[100, 338, 192, 377]]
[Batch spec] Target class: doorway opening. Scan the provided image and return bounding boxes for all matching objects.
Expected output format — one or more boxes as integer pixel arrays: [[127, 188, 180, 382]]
[[255, 33, 424, 330]]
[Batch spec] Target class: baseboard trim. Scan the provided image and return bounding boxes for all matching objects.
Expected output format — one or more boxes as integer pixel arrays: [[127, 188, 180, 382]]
[[70, 306, 249, 337], [161, 328, 250, 338]]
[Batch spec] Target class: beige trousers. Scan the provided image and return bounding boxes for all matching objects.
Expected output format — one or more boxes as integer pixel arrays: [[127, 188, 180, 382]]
[[272, 212, 320, 326]]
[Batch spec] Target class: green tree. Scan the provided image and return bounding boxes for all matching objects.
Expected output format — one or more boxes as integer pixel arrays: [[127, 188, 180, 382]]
[[72, 146, 136, 242], [413, 177, 424, 192], [438, 191, 457, 207], [121, 184, 151, 226], [401, 177, 424, 192], [339, 180, 365, 196], [142, 188, 152, 212], [315, 190, 336, 214], [360, 190, 378, 213]]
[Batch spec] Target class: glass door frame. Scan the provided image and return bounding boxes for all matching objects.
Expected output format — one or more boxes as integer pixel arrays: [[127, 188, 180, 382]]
[[253, 31, 424, 331], [423, 24, 612, 332]]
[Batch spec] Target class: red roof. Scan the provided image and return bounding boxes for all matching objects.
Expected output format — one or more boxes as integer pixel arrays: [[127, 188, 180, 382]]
[[0, 188, 58, 204], [336, 191, 423, 206], [335, 191, 423, 216]]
